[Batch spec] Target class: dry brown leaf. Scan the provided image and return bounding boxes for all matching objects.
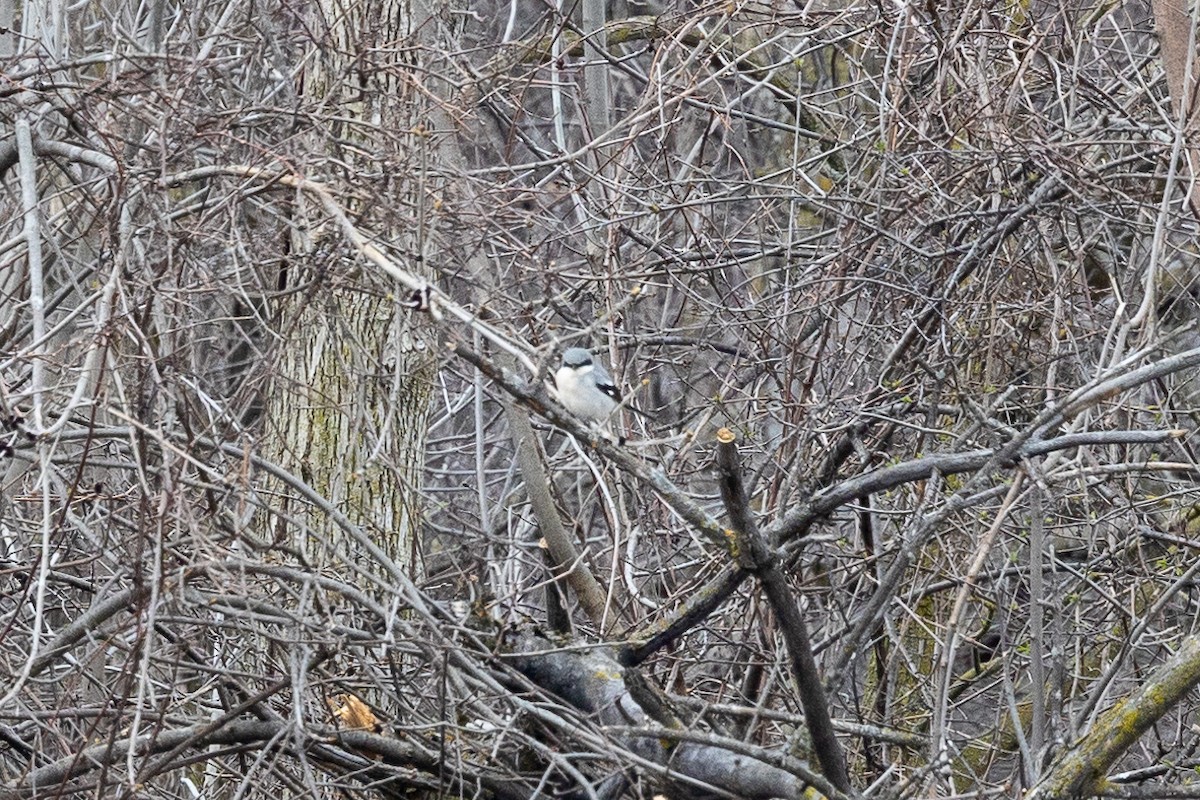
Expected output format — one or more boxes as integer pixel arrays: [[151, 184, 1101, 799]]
[[328, 694, 379, 732]]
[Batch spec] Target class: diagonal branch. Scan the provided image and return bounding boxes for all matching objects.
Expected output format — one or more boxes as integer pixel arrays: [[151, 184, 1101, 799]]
[[715, 428, 851, 795], [503, 398, 616, 633], [766, 427, 1187, 546], [1027, 634, 1200, 800]]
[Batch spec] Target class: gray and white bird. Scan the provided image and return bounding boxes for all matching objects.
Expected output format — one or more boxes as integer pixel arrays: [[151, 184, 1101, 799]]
[[553, 347, 622, 423]]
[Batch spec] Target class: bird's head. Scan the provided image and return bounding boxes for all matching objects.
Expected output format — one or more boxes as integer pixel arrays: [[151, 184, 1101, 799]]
[[561, 348, 594, 370]]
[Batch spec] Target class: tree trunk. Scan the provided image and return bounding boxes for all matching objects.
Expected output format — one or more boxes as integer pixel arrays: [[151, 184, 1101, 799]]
[[267, 0, 436, 570]]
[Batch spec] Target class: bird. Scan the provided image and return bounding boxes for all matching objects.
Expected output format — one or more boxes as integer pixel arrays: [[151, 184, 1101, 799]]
[[553, 347, 622, 423]]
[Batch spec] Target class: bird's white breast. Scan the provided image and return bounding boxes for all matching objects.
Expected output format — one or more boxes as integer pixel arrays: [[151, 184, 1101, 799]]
[[554, 364, 617, 421]]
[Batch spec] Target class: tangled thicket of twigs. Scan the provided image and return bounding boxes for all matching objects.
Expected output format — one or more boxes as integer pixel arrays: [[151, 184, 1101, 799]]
[[3, 0, 1200, 798]]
